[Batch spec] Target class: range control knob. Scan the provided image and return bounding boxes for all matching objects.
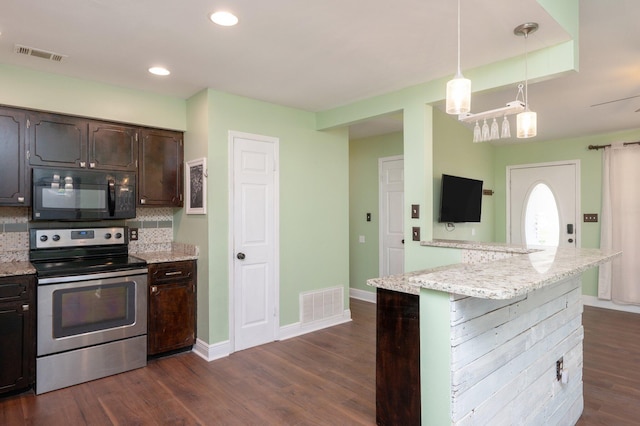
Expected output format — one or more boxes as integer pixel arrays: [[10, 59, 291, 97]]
[[115, 232, 123, 239], [39, 235, 48, 242], [52, 234, 61, 242], [104, 233, 112, 239]]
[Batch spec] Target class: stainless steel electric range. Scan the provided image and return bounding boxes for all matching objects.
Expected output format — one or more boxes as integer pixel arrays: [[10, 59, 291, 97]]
[[29, 226, 148, 394]]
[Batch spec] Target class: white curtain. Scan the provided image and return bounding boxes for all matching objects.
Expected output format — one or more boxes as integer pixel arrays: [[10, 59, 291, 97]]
[[598, 142, 640, 305]]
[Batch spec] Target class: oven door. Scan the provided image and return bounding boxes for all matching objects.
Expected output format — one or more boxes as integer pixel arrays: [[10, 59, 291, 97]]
[[37, 269, 147, 356]]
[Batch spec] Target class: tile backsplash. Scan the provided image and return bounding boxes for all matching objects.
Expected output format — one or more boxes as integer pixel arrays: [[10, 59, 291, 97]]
[[0, 207, 175, 262]]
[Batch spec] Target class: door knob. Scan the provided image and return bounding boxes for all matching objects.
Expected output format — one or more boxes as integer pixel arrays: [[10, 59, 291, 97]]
[[568, 238, 574, 243], [237, 252, 246, 260]]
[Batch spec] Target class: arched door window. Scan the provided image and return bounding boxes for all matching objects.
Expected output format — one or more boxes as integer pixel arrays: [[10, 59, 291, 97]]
[[524, 183, 559, 247]]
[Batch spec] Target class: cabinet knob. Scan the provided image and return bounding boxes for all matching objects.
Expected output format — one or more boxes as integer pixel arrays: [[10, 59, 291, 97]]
[[17, 196, 24, 203], [89, 162, 96, 168], [150, 285, 158, 294], [80, 161, 86, 168], [22, 304, 29, 312], [140, 198, 146, 204]]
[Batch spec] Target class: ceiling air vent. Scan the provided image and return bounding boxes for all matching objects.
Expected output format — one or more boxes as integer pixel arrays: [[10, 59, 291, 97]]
[[14, 44, 67, 62]]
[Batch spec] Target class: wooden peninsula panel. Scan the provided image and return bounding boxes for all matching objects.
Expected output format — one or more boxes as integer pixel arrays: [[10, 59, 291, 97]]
[[376, 288, 420, 425]]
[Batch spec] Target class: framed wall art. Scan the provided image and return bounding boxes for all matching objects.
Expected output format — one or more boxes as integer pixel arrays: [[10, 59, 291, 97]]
[[185, 157, 207, 214]]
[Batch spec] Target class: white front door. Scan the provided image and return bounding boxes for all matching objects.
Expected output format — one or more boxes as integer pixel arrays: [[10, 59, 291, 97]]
[[508, 161, 580, 248], [230, 131, 279, 352], [379, 156, 404, 276]]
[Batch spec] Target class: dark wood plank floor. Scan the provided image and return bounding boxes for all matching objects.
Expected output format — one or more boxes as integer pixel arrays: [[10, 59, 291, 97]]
[[577, 306, 640, 426], [0, 300, 638, 425]]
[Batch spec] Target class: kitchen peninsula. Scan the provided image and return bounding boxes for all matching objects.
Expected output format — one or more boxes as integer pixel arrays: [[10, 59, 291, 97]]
[[368, 240, 619, 425]]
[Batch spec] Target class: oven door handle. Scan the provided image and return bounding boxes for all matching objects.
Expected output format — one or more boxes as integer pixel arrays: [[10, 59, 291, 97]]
[[108, 179, 116, 217]]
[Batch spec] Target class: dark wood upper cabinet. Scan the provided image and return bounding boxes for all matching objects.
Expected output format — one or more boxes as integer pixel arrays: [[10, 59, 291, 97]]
[[28, 112, 139, 171], [138, 128, 184, 207], [0, 107, 29, 205], [147, 261, 196, 356], [0, 106, 184, 208], [27, 112, 87, 168], [0, 275, 36, 395], [88, 122, 138, 171]]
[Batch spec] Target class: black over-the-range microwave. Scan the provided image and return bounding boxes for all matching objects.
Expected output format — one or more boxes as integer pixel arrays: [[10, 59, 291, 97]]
[[32, 167, 136, 221]]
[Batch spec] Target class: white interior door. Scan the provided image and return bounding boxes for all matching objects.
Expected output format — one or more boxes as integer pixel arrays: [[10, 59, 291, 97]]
[[230, 131, 279, 352], [508, 161, 579, 248], [379, 156, 404, 276]]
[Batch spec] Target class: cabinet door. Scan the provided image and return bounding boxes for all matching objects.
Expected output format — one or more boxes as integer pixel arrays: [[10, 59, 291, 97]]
[[0, 275, 35, 394], [148, 278, 195, 355], [88, 122, 138, 171], [28, 112, 88, 168], [138, 129, 183, 207], [0, 107, 28, 205]]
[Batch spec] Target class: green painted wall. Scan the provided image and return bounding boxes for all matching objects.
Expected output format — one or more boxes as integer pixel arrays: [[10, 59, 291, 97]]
[[196, 89, 349, 342], [349, 108, 497, 296], [432, 109, 496, 242], [349, 132, 403, 294], [494, 128, 640, 297], [0, 64, 186, 130], [175, 90, 210, 340]]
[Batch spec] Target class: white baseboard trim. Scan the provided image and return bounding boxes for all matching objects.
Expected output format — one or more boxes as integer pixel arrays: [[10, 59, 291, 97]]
[[583, 295, 640, 314], [349, 288, 376, 303], [278, 309, 352, 341], [192, 338, 231, 362], [192, 309, 352, 361]]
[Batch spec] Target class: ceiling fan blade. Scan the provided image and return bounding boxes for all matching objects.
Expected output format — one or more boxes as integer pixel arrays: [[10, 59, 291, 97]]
[[591, 94, 640, 108]]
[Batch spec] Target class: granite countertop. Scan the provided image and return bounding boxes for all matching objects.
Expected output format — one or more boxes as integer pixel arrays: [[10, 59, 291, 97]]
[[0, 242, 198, 277], [0, 261, 36, 277], [368, 243, 621, 300], [132, 242, 199, 264], [421, 239, 536, 254]]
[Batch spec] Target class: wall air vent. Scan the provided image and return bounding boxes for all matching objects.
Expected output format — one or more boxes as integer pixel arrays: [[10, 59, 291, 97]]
[[14, 44, 67, 62]]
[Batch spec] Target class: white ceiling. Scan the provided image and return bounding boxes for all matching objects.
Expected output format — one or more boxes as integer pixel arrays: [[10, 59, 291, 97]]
[[0, 0, 638, 143]]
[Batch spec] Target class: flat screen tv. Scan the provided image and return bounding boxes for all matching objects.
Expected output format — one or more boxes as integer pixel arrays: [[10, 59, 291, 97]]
[[438, 174, 483, 223]]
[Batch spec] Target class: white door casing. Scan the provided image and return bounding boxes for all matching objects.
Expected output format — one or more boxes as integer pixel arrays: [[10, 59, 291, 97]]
[[229, 131, 279, 352], [507, 161, 580, 248], [379, 156, 404, 276]]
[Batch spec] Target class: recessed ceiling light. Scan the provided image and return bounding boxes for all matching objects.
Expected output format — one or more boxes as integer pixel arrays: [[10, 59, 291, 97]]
[[149, 67, 170, 76], [209, 11, 238, 26]]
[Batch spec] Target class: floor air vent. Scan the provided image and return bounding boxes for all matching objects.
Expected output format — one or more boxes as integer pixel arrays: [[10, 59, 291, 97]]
[[14, 44, 67, 62], [300, 286, 343, 324]]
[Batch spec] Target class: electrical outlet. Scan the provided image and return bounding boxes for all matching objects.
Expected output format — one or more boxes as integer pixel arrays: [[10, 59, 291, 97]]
[[412, 227, 421, 241], [583, 213, 598, 223], [129, 227, 139, 241], [556, 357, 564, 381]]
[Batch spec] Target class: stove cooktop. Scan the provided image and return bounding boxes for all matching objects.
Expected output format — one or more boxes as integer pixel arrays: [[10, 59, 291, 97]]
[[29, 226, 147, 279], [31, 255, 147, 278]]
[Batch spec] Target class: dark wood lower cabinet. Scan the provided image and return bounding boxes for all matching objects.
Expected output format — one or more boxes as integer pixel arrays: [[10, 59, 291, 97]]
[[376, 288, 420, 425], [0, 275, 35, 395], [147, 261, 196, 356]]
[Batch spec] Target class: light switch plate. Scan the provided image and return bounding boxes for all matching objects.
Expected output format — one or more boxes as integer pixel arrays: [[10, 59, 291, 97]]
[[412, 226, 420, 241], [411, 204, 420, 219], [583, 213, 598, 223]]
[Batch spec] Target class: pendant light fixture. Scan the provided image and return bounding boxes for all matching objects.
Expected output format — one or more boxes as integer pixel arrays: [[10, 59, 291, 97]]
[[514, 22, 538, 138], [446, 0, 471, 114], [456, 22, 539, 143]]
